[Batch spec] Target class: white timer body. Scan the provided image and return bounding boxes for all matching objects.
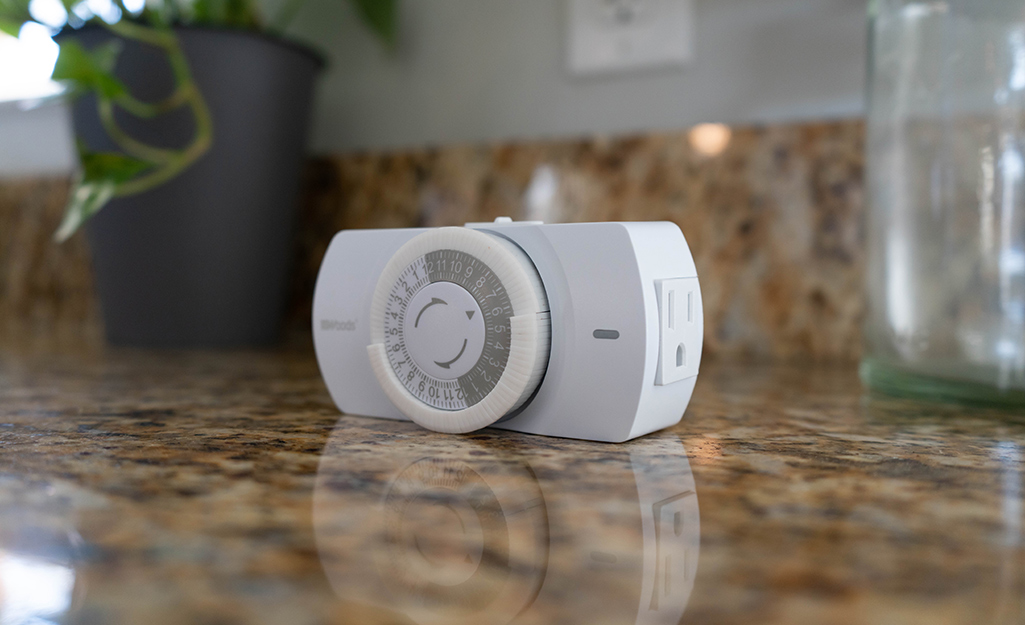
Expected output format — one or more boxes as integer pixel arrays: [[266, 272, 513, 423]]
[[312, 219, 703, 443]]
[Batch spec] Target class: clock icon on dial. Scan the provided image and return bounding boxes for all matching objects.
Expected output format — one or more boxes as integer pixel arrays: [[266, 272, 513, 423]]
[[403, 280, 487, 381]]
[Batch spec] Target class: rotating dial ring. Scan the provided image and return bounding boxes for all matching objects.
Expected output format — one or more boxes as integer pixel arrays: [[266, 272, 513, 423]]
[[368, 228, 550, 434], [382, 249, 512, 410]]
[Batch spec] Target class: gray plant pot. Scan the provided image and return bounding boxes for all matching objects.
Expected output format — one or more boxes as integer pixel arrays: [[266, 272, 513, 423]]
[[64, 26, 322, 347]]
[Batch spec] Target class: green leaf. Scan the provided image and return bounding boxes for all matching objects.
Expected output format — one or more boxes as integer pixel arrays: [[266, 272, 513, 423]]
[[187, 0, 257, 28], [350, 0, 397, 47], [89, 39, 123, 73], [0, 16, 23, 36], [54, 149, 152, 241], [54, 180, 116, 242], [191, 0, 213, 23], [0, 0, 31, 19], [144, 0, 175, 27], [0, 0, 32, 32], [80, 150, 152, 184], [223, 0, 257, 28], [52, 39, 127, 99], [50, 42, 92, 96]]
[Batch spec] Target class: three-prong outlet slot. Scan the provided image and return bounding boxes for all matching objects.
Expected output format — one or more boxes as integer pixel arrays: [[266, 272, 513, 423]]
[[655, 277, 702, 386]]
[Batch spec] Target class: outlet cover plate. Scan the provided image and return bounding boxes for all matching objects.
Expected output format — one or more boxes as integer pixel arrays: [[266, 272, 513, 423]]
[[566, 0, 694, 76]]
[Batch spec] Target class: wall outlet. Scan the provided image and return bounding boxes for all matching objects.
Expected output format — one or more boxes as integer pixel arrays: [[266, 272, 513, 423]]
[[654, 277, 701, 386], [566, 0, 694, 76]]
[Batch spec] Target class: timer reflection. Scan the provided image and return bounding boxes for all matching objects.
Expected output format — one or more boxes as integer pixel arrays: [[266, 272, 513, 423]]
[[314, 419, 699, 625]]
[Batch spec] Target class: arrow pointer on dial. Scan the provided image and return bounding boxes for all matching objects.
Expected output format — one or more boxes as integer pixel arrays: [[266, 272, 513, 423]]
[[414, 297, 447, 328], [435, 339, 468, 369]]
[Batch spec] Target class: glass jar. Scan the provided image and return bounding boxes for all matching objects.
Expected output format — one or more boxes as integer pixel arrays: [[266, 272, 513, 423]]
[[863, 0, 1025, 404]]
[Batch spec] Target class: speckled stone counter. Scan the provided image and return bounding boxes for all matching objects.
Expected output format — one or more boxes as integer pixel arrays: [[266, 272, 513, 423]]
[[0, 349, 1022, 625], [0, 119, 864, 361]]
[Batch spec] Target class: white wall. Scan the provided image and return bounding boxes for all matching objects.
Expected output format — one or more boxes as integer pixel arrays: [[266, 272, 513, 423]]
[[0, 0, 868, 174], [293, 0, 868, 153], [0, 103, 75, 177]]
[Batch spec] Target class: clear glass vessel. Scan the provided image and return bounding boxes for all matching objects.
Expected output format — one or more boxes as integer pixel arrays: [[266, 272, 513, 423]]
[[864, 0, 1025, 404]]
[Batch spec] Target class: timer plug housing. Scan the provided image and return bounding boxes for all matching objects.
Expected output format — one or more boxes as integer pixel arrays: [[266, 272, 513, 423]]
[[312, 220, 703, 442]]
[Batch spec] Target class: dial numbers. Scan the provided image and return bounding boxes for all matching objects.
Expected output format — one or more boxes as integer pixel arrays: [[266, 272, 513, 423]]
[[383, 249, 513, 410]]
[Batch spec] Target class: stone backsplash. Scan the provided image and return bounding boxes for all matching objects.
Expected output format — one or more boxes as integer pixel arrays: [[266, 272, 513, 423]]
[[0, 119, 865, 360]]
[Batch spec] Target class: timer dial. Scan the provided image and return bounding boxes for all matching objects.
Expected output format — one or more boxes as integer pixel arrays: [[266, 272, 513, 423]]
[[368, 227, 550, 433]]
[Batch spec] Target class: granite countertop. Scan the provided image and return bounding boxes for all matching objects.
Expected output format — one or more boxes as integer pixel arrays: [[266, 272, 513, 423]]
[[0, 348, 1022, 625]]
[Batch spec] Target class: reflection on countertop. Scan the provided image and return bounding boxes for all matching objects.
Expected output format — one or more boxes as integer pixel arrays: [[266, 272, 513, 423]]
[[314, 420, 698, 625], [0, 348, 1023, 624]]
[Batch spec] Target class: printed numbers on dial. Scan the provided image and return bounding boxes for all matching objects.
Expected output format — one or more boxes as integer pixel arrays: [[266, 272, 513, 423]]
[[383, 249, 513, 410]]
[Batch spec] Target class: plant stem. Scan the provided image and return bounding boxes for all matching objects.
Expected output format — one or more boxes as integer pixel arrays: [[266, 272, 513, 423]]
[[104, 19, 177, 47], [97, 20, 213, 197], [114, 85, 191, 118], [97, 98, 178, 163]]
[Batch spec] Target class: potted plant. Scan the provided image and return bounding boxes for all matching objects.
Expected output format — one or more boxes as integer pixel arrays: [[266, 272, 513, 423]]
[[0, 0, 396, 346]]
